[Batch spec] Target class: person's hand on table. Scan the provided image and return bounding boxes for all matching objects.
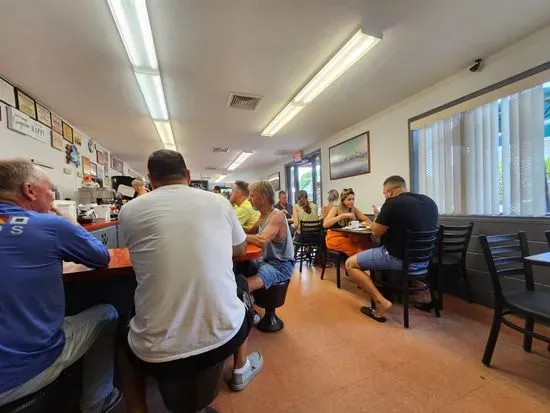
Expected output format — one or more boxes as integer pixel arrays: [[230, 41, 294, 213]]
[[340, 212, 355, 220]]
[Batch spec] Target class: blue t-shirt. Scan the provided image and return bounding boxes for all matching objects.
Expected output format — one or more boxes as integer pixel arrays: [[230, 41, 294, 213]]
[[0, 202, 110, 393]]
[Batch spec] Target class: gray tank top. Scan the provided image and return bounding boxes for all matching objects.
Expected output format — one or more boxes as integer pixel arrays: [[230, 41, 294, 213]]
[[259, 210, 294, 261]]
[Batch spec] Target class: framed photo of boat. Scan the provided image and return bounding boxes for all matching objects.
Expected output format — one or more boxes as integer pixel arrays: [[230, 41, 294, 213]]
[[329, 131, 370, 180]]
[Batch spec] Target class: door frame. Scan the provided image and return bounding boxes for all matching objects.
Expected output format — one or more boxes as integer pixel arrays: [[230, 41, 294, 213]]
[[284, 149, 322, 206]]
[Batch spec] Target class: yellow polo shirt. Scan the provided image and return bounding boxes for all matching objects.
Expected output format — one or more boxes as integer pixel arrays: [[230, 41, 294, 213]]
[[234, 199, 260, 231]]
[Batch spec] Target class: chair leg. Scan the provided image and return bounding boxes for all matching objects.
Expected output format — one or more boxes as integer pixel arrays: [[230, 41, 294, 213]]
[[320, 250, 327, 280], [403, 275, 410, 328], [428, 281, 441, 318], [523, 316, 534, 352], [299, 248, 304, 273], [482, 306, 502, 366], [462, 265, 473, 303], [336, 256, 341, 289]]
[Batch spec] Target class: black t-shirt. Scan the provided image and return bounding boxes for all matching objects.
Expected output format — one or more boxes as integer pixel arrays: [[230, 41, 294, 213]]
[[376, 192, 438, 260]]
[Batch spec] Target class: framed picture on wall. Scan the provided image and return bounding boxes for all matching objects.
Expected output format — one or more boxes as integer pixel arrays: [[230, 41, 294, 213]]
[[329, 131, 371, 180], [62, 122, 73, 143], [74, 130, 83, 146], [90, 162, 97, 177], [51, 113, 63, 134], [35, 103, 52, 127], [111, 156, 123, 173], [97, 151, 105, 165], [51, 131, 64, 151], [82, 156, 91, 176], [269, 172, 280, 191], [15, 89, 37, 120]]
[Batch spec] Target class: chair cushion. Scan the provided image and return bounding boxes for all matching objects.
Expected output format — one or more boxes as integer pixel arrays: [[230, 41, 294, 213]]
[[505, 291, 550, 321], [253, 281, 290, 309]]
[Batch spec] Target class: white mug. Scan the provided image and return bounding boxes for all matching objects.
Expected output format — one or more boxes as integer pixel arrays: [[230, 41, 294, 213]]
[[350, 220, 360, 229]]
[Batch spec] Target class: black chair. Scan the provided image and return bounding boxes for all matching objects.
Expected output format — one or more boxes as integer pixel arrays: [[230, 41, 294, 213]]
[[293, 220, 323, 272], [156, 362, 225, 413], [319, 231, 348, 289], [371, 229, 439, 328], [0, 364, 81, 413], [479, 232, 550, 367], [431, 223, 474, 307], [253, 281, 290, 332], [545, 230, 550, 248]]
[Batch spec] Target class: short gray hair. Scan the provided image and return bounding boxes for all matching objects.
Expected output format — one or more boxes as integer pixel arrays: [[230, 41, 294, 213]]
[[132, 177, 147, 187], [327, 189, 339, 203], [249, 180, 275, 206], [0, 158, 41, 195]]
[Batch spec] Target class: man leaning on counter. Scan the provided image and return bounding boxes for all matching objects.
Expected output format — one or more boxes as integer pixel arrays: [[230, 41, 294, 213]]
[[0, 158, 121, 413]]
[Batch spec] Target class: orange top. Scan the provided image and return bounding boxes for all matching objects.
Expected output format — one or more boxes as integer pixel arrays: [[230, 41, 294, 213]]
[[81, 220, 119, 231], [63, 245, 263, 280]]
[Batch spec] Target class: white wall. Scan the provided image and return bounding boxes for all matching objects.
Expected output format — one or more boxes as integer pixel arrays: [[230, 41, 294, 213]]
[[258, 25, 550, 212], [0, 101, 130, 199]]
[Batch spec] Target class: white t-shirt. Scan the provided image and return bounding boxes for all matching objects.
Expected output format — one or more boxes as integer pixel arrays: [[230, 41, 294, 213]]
[[119, 184, 246, 362]]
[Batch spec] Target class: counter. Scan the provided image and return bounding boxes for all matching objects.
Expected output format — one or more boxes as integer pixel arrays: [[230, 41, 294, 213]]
[[81, 220, 119, 231], [82, 220, 123, 249]]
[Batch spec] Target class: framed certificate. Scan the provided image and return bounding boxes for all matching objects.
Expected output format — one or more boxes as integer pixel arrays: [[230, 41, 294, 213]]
[[90, 162, 97, 177], [51, 131, 64, 151], [74, 130, 83, 146], [82, 156, 91, 176], [62, 122, 73, 143], [51, 113, 63, 134], [36, 103, 52, 127], [97, 151, 105, 165], [16, 89, 37, 120]]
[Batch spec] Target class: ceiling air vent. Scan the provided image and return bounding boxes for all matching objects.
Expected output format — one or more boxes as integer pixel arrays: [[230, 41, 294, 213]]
[[204, 167, 218, 171], [212, 147, 230, 153], [227, 93, 262, 110], [274, 149, 294, 156]]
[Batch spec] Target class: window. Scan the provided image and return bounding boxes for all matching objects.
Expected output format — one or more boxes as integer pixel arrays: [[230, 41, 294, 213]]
[[412, 76, 550, 217]]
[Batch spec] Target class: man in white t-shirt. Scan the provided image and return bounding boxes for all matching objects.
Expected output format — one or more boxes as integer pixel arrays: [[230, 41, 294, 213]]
[[118, 150, 263, 412]]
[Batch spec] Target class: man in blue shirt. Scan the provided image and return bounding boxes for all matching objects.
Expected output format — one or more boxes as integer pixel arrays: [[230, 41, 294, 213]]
[[0, 159, 121, 413]]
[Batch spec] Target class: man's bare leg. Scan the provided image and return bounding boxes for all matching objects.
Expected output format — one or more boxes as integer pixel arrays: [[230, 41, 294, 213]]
[[233, 338, 248, 369], [247, 275, 264, 293], [116, 344, 148, 413], [345, 256, 392, 318]]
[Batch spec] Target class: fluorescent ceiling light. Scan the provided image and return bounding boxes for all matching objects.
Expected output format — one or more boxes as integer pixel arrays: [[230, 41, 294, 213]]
[[135, 73, 169, 120], [154, 121, 176, 150], [261, 29, 381, 137], [215, 174, 227, 183], [227, 151, 253, 171], [107, 0, 158, 71]]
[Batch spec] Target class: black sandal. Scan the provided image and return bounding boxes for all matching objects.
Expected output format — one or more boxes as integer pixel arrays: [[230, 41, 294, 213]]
[[360, 306, 386, 323]]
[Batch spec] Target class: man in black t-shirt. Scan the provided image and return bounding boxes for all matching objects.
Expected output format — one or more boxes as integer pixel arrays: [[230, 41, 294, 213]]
[[345, 175, 438, 323]]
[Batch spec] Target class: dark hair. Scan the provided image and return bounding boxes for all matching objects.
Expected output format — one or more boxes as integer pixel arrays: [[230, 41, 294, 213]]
[[279, 191, 286, 197], [383, 175, 407, 188], [234, 180, 250, 197], [147, 150, 187, 182], [296, 190, 311, 214], [214, 186, 221, 191]]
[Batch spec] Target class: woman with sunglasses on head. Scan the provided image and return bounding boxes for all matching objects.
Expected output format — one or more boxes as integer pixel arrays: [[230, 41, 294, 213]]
[[323, 188, 372, 256]]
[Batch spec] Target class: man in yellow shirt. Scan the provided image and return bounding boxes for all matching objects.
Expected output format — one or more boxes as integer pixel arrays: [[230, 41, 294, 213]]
[[230, 181, 260, 232]]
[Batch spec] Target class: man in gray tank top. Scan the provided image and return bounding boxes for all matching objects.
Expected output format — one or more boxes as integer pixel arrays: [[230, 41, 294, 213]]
[[246, 180, 294, 292]]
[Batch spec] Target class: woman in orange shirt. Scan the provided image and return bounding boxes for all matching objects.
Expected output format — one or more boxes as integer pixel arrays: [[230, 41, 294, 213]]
[[323, 188, 372, 256]]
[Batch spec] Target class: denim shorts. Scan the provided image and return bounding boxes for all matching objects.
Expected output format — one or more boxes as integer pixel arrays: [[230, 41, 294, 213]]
[[356, 246, 428, 274], [257, 259, 294, 289]]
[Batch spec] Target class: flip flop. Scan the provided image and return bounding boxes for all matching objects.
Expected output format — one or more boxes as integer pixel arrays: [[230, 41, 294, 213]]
[[360, 306, 386, 323]]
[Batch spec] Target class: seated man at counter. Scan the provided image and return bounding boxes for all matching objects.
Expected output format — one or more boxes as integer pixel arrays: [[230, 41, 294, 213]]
[[118, 150, 263, 412], [274, 190, 292, 218], [246, 181, 294, 293], [230, 180, 260, 232], [345, 175, 438, 322], [0, 159, 120, 413], [131, 177, 149, 197]]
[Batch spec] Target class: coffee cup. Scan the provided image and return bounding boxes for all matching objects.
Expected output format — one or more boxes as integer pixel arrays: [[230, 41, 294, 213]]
[[350, 220, 360, 229]]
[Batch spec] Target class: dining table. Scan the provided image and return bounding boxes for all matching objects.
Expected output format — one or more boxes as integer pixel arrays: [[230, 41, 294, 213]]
[[524, 252, 550, 267], [331, 227, 373, 236]]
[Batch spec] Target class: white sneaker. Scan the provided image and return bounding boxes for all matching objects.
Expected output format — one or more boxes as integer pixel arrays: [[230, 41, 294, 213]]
[[230, 352, 264, 391]]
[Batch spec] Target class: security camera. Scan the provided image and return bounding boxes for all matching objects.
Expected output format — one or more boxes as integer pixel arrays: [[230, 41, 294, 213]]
[[468, 59, 483, 73]]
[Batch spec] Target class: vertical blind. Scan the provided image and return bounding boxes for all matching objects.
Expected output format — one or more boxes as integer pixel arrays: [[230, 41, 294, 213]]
[[416, 85, 545, 216]]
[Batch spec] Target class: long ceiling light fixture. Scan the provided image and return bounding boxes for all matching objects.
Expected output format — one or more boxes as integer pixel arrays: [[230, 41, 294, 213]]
[[261, 29, 381, 137], [214, 174, 227, 183], [227, 151, 253, 171], [108, 0, 177, 150]]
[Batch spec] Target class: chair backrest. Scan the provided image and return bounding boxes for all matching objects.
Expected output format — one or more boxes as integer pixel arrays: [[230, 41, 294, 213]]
[[402, 228, 439, 271], [299, 220, 324, 245], [478, 232, 533, 299], [437, 223, 474, 263]]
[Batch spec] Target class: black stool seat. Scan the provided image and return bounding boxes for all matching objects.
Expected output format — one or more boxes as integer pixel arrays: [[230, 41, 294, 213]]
[[253, 281, 290, 332], [156, 361, 224, 413], [0, 364, 80, 413]]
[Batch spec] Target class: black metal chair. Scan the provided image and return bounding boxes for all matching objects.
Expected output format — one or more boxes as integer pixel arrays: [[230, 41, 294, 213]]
[[544, 230, 550, 248], [431, 223, 474, 308], [293, 220, 323, 272], [479, 232, 550, 367], [319, 231, 348, 289], [371, 229, 439, 328]]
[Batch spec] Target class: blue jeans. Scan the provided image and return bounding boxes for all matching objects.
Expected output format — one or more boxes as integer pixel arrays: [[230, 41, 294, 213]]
[[356, 246, 428, 273], [257, 259, 294, 289], [0, 304, 118, 412]]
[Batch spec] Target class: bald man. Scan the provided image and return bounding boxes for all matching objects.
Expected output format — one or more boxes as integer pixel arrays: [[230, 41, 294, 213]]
[[0, 159, 121, 413]]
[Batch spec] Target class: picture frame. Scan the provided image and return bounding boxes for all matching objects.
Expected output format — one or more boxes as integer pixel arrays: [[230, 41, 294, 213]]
[[269, 172, 281, 192], [329, 131, 371, 180], [90, 162, 97, 177], [51, 113, 63, 134], [36, 103, 52, 127], [51, 131, 64, 151], [97, 151, 105, 165], [15, 89, 37, 120], [62, 122, 73, 143], [111, 156, 123, 173], [74, 130, 83, 146], [82, 156, 91, 176]]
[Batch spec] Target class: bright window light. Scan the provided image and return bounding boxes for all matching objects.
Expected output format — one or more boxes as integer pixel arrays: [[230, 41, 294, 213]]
[[135, 72, 169, 120], [227, 151, 253, 171], [107, 0, 158, 71], [215, 174, 227, 183], [261, 29, 381, 137]]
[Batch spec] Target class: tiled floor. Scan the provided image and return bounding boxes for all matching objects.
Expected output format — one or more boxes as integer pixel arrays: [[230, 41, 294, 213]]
[[128, 265, 550, 413]]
